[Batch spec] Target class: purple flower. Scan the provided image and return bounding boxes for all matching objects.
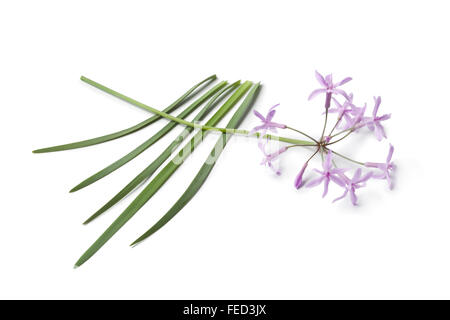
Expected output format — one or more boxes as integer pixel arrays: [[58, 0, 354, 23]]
[[348, 103, 367, 130], [332, 93, 365, 130], [258, 142, 287, 175], [364, 96, 391, 141], [249, 104, 286, 136], [294, 162, 308, 189], [365, 144, 395, 189], [305, 150, 347, 197], [328, 95, 354, 128], [308, 71, 352, 101], [331, 94, 356, 116], [333, 169, 373, 206]]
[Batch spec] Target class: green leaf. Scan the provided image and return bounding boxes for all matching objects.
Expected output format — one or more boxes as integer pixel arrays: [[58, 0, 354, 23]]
[[73, 76, 314, 146], [32, 75, 216, 153], [83, 80, 241, 224], [69, 81, 227, 192], [131, 83, 261, 246], [74, 81, 252, 267]]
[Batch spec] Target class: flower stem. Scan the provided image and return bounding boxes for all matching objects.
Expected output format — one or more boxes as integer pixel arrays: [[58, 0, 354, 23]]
[[327, 121, 366, 145], [81, 76, 316, 147], [286, 143, 319, 149], [261, 134, 315, 146], [319, 93, 332, 142], [327, 114, 343, 137], [326, 129, 353, 145], [308, 146, 321, 162], [325, 148, 365, 166], [285, 126, 318, 143], [328, 122, 364, 140], [288, 144, 321, 161]]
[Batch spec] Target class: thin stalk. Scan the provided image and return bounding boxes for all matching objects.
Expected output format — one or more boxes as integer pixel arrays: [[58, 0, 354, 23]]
[[286, 143, 318, 149], [286, 126, 318, 143], [327, 114, 343, 137], [81, 76, 316, 147], [308, 147, 321, 163], [325, 148, 365, 166], [329, 128, 351, 139], [69, 81, 228, 192], [33, 75, 216, 153], [329, 122, 365, 140], [326, 129, 353, 145]]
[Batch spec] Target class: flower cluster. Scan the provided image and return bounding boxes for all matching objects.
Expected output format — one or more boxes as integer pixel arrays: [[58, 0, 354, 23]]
[[251, 71, 395, 206]]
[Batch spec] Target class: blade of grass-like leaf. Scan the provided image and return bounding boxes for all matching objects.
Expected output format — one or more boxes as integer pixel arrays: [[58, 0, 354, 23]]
[[83, 81, 241, 224], [76, 76, 314, 146], [69, 81, 227, 192], [75, 81, 252, 267], [131, 83, 261, 246], [32, 75, 216, 153]]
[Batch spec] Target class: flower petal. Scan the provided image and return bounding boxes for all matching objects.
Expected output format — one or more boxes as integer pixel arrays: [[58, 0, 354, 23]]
[[294, 162, 308, 189], [332, 88, 349, 100], [350, 189, 358, 205], [267, 162, 281, 175], [387, 172, 393, 189], [268, 122, 287, 129], [373, 96, 381, 117], [365, 162, 382, 169], [337, 77, 352, 87], [253, 110, 266, 122], [372, 171, 387, 179], [352, 168, 362, 183], [374, 122, 386, 140], [308, 88, 326, 100], [387, 144, 394, 163], [269, 103, 280, 111], [356, 171, 373, 184], [378, 113, 391, 122], [322, 150, 333, 171], [306, 176, 325, 188], [266, 109, 276, 122], [330, 174, 346, 187], [322, 178, 330, 197], [365, 119, 375, 131], [333, 189, 349, 203], [315, 71, 327, 87]]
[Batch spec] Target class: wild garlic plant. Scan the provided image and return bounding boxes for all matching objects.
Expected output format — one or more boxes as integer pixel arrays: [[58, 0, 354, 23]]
[[251, 71, 394, 205], [34, 71, 394, 266]]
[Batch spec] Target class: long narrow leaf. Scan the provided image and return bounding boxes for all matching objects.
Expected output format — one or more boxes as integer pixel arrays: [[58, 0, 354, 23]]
[[131, 83, 261, 245], [69, 81, 227, 192], [75, 81, 252, 267], [32, 75, 216, 153], [83, 81, 241, 224]]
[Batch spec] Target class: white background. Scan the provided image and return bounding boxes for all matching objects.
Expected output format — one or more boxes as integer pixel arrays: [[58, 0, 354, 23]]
[[1, 0, 449, 299]]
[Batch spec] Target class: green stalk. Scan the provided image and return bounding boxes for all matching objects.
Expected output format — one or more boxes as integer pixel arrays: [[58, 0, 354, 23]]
[[325, 148, 365, 166], [81, 76, 315, 146], [83, 81, 241, 224], [131, 83, 261, 245], [74, 81, 253, 267], [33, 75, 216, 153], [69, 81, 227, 192]]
